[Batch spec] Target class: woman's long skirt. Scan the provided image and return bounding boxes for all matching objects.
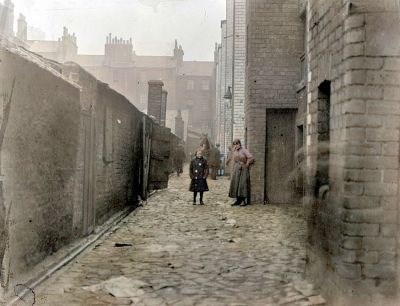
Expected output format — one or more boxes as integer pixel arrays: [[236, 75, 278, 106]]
[[229, 162, 250, 199]]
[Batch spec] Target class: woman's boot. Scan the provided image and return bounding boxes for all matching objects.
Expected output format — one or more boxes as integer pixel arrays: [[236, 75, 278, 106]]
[[232, 197, 242, 206]]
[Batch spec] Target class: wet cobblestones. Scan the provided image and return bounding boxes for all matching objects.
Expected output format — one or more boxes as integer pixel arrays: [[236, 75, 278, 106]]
[[31, 174, 325, 306]]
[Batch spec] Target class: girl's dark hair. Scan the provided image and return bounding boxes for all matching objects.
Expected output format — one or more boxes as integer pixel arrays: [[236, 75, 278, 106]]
[[233, 139, 241, 145]]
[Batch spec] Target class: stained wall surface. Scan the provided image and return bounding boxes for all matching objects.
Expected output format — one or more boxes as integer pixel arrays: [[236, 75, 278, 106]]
[[305, 0, 400, 304], [0, 46, 177, 301]]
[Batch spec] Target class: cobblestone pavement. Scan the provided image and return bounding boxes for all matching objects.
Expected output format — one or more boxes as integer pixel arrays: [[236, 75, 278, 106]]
[[29, 173, 325, 306]]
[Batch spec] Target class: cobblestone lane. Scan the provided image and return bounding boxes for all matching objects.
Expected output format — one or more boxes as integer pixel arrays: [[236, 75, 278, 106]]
[[31, 174, 325, 306]]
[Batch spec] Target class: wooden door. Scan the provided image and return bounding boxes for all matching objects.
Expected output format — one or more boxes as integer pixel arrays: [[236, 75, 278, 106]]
[[139, 116, 152, 200], [265, 109, 296, 204], [82, 110, 95, 235], [148, 124, 171, 190]]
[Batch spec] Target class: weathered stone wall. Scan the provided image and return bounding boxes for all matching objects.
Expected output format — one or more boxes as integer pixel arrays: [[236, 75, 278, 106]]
[[305, 0, 400, 304], [245, 0, 304, 203], [63, 63, 97, 236], [0, 48, 177, 301], [0, 48, 81, 293], [95, 83, 142, 225]]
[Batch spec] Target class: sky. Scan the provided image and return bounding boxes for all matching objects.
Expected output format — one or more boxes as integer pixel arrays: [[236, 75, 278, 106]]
[[11, 0, 225, 61]]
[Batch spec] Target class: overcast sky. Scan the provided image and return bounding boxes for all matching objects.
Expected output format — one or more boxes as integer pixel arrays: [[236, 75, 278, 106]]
[[12, 0, 225, 61]]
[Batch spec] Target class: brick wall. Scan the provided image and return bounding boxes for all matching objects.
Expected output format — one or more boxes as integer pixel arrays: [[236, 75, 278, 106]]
[[95, 83, 142, 225], [0, 47, 177, 301], [232, 0, 246, 143], [225, 0, 234, 152], [0, 48, 81, 292], [147, 80, 164, 125], [305, 0, 400, 304], [245, 0, 304, 203]]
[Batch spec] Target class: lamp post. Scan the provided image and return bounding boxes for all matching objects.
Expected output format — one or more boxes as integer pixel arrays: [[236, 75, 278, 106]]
[[224, 86, 233, 101], [223, 86, 233, 157]]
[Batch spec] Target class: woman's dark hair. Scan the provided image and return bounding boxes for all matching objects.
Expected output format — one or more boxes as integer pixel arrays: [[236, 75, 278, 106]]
[[233, 139, 241, 145]]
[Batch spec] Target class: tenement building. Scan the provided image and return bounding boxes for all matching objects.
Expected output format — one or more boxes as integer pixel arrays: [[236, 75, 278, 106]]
[[0, 0, 13, 38], [215, 0, 247, 156], [246, 0, 400, 304], [0, 1, 27, 47], [27, 31, 215, 138]]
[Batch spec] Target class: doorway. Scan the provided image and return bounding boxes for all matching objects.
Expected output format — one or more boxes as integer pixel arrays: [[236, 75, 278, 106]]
[[265, 109, 296, 204], [82, 110, 95, 235]]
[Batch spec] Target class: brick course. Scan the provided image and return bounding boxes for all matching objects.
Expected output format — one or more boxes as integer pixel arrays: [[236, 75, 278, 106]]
[[245, 0, 304, 203], [305, 0, 400, 304]]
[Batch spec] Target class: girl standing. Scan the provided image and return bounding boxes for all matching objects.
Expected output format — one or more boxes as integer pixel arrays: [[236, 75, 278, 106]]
[[189, 149, 209, 205]]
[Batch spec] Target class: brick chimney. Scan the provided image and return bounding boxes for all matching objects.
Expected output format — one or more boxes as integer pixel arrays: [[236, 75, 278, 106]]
[[160, 90, 168, 127], [175, 109, 184, 140], [147, 80, 164, 125], [104, 33, 133, 66]]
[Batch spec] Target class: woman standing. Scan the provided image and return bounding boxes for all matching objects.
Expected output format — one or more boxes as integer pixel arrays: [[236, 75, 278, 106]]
[[189, 149, 209, 205], [228, 139, 254, 206]]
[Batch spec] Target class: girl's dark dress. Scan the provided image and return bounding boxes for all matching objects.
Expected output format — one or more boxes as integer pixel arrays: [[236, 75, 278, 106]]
[[189, 156, 209, 192]]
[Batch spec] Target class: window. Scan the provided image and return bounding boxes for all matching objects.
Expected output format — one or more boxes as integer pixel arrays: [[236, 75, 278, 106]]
[[201, 80, 210, 91], [297, 125, 304, 151], [315, 81, 331, 198], [299, 11, 307, 86], [187, 80, 194, 91]]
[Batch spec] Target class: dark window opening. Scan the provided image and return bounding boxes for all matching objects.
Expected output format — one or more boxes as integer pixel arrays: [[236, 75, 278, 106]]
[[297, 124, 304, 151], [315, 80, 331, 198]]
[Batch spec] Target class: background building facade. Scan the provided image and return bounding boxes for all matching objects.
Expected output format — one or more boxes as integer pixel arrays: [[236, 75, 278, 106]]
[[27, 33, 215, 139], [245, 0, 304, 204], [215, 0, 247, 155]]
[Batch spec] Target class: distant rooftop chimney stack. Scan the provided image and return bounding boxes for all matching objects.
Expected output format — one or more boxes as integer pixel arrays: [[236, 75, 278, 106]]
[[104, 33, 133, 65], [58, 26, 78, 62], [173, 39, 184, 65]]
